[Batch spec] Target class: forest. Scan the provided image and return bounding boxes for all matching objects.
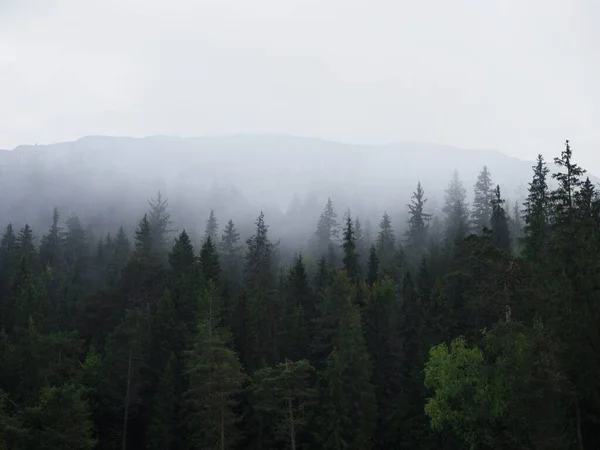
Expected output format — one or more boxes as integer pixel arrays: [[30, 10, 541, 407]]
[[0, 139, 599, 449]]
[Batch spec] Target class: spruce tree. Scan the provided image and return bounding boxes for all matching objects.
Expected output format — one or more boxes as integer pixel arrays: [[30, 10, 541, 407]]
[[443, 170, 469, 241], [341, 213, 360, 283], [313, 198, 340, 264], [318, 292, 376, 450], [376, 212, 396, 277], [250, 359, 318, 450], [200, 235, 221, 284], [185, 326, 246, 450], [204, 209, 219, 244], [406, 181, 432, 257], [471, 166, 494, 234], [220, 219, 243, 287], [490, 185, 511, 251], [147, 353, 180, 450], [522, 154, 551, 259], [366, 245, 379, 287], [148, 191, 173, 259]]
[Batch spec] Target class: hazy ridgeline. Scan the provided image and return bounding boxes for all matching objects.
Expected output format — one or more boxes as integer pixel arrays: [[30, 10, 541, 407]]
[[0, 134, 533, 251]]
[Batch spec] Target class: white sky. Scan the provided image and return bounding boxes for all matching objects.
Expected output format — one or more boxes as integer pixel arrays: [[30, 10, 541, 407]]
[[1, 0, 599, 169]]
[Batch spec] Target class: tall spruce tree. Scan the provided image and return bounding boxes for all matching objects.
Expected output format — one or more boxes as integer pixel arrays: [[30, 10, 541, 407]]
[[471, 166, 494, 234], [490, 185, 511, 251], [204, 209, 219, 244], [341, 213, 360, 283], [318, 286, 376, 450], [443, 170, 469, 241], [148, 191, 173, 260], [313, 198, 340, 264], [376, 212, 396, 277], [522, 154, 551, 259], [406, 181, 431, 257]]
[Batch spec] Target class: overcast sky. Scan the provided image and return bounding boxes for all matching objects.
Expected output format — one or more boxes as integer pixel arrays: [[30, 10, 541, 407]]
[[1, 0, 599, 168]]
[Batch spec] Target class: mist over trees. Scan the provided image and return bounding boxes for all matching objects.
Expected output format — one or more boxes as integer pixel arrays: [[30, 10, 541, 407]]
[[1, 137, 600, 449]]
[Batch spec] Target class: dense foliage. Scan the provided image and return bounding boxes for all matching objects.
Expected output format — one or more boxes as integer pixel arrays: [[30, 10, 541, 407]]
[[0, 140, 599, 449]]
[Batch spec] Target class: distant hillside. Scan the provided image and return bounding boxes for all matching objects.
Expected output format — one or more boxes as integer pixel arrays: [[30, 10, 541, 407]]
[[0, 134, 538, 242]]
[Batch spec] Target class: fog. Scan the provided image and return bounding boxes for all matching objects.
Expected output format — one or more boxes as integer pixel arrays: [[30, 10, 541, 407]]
[[0, 1, 598, 254], [1, 134, 537, 253]]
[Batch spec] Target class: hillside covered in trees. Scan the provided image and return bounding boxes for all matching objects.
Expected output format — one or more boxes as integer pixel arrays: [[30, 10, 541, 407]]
[[0, 139, 599, 449]]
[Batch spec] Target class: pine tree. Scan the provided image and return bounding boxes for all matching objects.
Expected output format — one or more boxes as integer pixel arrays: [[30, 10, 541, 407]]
[[204, 209, 219, 244], [471, 166, 494, 234], [443, 170, 469, 241], [341, 213, 360, 283], [0, 224, 19, 329], [185, 326, 246, 450], [406, 181, 432, 256], [522, 154, 551, 259], [491, 185, 511, 251]]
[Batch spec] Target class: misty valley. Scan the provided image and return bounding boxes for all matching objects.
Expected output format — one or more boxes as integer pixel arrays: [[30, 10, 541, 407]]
[[0, 137, 598, 450]]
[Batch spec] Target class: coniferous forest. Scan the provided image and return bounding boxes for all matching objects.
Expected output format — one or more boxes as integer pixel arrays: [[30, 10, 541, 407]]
[[1, 140, 600, 449]]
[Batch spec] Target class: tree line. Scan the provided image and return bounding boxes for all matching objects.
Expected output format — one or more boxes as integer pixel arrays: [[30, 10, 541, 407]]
[[0, 140, 599, 449]]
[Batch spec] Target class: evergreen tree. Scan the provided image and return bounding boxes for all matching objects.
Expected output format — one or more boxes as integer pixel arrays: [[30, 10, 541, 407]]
[[106, 226, 131, 286], [318, 292, 376, 450], [220, 219, 243, 287], [200, 236, 221, 284], [341, 213, 360, 283], [551, 139, 585, 227], [443, 170, 469, 241], [185, 326, 246, 450], [204, 209, 219, 244], [522, 154, 551, 260], [376, 212, 396, 277], [39, 207, 64, 272], [471, 166, 494, 234], [147, 353, 180, 450], [490, 185, 511, 251], [366, 245, 379, 287], [169, 229, 196, 274], [313, 198, 340, 264], [17, 383, 97, 450], [148, 191, 173, 259], [250, 359, 318, 450], [406, 181, 432, 257]]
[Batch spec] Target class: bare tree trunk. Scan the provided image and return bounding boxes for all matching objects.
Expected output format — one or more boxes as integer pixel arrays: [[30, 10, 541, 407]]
[[122, 349, 133, 450]]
